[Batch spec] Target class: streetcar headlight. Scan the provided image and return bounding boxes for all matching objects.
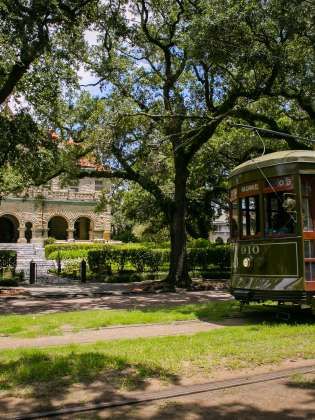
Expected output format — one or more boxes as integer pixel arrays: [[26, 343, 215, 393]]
[[242, 257, 252, 268]]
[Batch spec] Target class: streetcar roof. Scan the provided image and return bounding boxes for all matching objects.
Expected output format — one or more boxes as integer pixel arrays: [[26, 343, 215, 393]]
[[230, 150, 315, 177]]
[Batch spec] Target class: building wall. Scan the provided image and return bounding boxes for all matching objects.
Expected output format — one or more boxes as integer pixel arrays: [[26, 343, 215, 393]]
[[209, 212, 230, 243], [0, 176, 111, 243]]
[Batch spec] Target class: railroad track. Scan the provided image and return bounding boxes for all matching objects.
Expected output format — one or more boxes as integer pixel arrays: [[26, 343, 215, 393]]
[[13, 364, 315, 420]]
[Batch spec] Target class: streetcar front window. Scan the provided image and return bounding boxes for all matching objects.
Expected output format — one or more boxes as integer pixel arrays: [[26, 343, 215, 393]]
[[240, 195, 260, 237], [264, 192, 295, 235], [263, 175, 296, 236]]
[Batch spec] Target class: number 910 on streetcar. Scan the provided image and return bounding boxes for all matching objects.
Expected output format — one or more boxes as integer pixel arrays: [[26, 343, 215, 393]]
[[229, 150, 315, 313]]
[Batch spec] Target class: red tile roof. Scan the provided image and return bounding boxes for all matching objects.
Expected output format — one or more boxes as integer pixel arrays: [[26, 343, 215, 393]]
[[48, 131, 104, 171]]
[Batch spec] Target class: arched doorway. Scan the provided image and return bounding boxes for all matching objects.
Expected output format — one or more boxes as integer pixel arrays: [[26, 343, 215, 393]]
[[48, 216, 68, 240], [74, 217, 91, 240], [0, 215, 19, 243]]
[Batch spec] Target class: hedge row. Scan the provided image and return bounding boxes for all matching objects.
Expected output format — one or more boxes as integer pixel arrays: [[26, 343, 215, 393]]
[[87, 246, 230, 275], [49, 249, 90, 260], [45, 242, 147, 258], [88, 248, 170, 274], [46, 241, 228, 260], [188, 247, 230, 271], [45, 243, 104, 258]]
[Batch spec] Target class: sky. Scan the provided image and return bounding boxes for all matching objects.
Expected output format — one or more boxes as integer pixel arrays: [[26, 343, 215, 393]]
[[78, 30, 102, 97]]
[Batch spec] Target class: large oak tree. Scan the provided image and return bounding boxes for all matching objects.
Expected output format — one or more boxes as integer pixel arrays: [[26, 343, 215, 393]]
[[71, 0, 314, 288]]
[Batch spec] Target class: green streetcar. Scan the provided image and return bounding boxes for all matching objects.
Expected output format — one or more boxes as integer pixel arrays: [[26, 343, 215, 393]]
[[229, 150, 315, 313]]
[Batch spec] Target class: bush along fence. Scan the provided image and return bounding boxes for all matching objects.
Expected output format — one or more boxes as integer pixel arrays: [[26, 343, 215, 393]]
[[45, 242, 148, 259], [87, 248, 170, 276], [46, 242, 231, 280], [87, 246, 230, 277]]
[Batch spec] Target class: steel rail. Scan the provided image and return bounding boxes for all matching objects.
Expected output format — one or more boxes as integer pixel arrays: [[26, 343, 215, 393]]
[[14, 364, 315, 420]]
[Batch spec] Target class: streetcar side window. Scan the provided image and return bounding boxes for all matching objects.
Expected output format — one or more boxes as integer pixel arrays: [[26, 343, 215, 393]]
[[240, 195, 260, 237], [264, 192, 295, 235]]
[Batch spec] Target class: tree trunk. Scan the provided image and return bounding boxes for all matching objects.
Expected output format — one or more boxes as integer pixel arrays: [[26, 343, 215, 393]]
[[166, 157, 191, 290]]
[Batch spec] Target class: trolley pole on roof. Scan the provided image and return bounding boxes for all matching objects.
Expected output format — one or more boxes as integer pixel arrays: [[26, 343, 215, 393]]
[[230, 123, 314, 144]]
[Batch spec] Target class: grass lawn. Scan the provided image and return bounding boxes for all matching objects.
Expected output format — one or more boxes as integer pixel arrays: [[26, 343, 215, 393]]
[[0, 323, 314, 396], [0, 301, 240, 338]]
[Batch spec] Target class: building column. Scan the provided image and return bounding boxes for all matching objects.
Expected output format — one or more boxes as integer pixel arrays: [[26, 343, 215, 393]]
[[67, 229, 75, 242], [32, 227, 45, 244], [42, 227, 49, 240]]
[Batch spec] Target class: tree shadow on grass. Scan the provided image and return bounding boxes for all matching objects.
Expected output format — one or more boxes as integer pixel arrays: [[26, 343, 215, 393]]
[[0, 350, 180, 417]]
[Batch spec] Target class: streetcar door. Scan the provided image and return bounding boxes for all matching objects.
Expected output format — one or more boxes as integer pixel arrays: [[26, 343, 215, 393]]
[[301, 175, 315, 291]]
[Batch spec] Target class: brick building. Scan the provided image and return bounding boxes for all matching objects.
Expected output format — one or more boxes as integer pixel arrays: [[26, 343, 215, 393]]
[[0, 160, 111, 244]]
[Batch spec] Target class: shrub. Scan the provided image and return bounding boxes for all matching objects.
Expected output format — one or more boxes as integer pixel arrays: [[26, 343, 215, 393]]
[[187, 246, 230, 271], [45, 243, 104, 258], [49, 259, 92, 279], [88, 247, 114, 276], [60, 259, 82, 279], [0, 251, 17, 276], [45, 242, 231, 276], [145, 249, 169, 272], [88, 247, 170, 275], [48, 249, 90, 260], [45, 242, 147, 258], [111, 248, 129, 272], [44, 237, 56, 246], [0, 278, 19, 286], [188, 238, 211, 248], [127, 249, 147, 272]]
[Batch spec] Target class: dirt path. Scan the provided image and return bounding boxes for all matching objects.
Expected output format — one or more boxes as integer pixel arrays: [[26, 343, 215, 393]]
[[0, 319, 244, 350], [0, 290, 231, 315]]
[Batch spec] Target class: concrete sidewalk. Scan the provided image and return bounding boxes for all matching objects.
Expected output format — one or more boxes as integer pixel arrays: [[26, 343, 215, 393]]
[[0, 319, 237, 350]]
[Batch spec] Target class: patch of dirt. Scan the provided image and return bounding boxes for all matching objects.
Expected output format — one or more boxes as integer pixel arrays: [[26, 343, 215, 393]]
[[1, 358, 314, 419]]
